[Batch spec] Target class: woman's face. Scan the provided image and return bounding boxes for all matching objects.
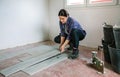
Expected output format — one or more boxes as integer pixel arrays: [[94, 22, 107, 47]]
[[59, 16, 68, 24]]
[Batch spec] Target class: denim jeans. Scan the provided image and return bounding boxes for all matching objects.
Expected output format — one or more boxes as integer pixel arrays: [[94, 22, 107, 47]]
[[54, 29, 86, 49]]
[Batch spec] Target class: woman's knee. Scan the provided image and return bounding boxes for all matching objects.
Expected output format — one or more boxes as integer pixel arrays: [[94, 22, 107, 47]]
[[54, 35, 61, 43]]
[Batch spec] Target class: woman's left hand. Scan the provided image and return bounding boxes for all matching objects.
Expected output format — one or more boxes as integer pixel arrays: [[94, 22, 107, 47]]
[[60, 45, 65, 53]]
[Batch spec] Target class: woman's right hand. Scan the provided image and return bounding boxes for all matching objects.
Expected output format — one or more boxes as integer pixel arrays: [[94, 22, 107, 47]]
[[59, 44, 65, 53]]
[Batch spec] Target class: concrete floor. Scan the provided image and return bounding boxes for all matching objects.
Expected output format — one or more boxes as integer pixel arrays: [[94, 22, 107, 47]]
[[0, 41, 120, 77]]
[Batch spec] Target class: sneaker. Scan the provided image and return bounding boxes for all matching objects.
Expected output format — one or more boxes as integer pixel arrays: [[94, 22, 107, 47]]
[[68, 49, 79, 59]]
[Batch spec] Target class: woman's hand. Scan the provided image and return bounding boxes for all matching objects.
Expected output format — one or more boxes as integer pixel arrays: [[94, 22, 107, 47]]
[[59, 39, 69, 53], [59, 45, 65, 53], [59, 44, 62, 50]]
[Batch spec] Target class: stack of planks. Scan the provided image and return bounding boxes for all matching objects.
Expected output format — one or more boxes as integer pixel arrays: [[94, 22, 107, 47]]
[[0, 45, 67, 76]]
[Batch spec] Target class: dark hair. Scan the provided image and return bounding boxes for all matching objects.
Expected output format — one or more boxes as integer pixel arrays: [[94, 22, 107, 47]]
[[58, 9, 69, 17]]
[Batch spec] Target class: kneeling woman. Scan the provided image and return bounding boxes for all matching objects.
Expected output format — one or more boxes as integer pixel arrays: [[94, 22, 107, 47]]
[[54, 9, 86, 59]]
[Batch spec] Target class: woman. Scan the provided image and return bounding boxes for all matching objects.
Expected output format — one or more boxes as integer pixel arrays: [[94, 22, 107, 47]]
[[54, 9, 86, 59]]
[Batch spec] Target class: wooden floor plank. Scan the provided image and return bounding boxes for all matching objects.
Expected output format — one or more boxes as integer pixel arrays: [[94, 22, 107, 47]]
[[19, 49, 55, 62], [0, 49, 60, 77], [19, 46, 57, 61], [0, 45, 54, 62], [22, 54, 67, 75], [27, 45, 55, 55], [0, 50, 28, 62]]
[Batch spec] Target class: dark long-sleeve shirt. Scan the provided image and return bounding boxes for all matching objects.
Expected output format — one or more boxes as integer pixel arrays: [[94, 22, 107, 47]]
[[59, 17, 85, 40]]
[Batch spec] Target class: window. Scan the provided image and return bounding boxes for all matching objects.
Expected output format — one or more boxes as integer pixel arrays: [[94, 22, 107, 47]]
[[87, 0, 117, 6], [67, 0, 85, 5], [89, 0, 113, 4], [65, 0, 86, 7], [65, 0, 118, 7]]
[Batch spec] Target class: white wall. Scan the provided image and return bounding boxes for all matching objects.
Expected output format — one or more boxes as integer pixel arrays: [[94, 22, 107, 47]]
[[49, 0, 120, 48], [0, 0, 49, 50]]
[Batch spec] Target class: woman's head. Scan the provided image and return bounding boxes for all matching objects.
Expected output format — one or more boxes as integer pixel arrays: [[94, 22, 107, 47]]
[[58, 9, 69, 24]]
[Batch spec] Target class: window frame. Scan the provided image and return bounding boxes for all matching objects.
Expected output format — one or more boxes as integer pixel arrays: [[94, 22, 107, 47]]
[[65, 0, 118, 8], [87, 0, 117, 6]]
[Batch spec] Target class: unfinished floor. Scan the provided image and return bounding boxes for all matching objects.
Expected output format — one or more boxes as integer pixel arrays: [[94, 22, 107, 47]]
[[0, 41, 120, 77]]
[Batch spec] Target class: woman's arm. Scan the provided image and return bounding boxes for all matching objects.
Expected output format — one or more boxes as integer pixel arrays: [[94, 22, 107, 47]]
[[60, 36, 70, 52], [63, 40, 69, 47], [60, 36, 65, 45], [60, 39, 70, 53]]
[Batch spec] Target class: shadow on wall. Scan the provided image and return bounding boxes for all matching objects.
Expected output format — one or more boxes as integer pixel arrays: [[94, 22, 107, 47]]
[[37, 24, 49, 41]]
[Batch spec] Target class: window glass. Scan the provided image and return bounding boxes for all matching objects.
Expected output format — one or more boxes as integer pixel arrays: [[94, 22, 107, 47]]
[[67, 0, 85, 5]]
